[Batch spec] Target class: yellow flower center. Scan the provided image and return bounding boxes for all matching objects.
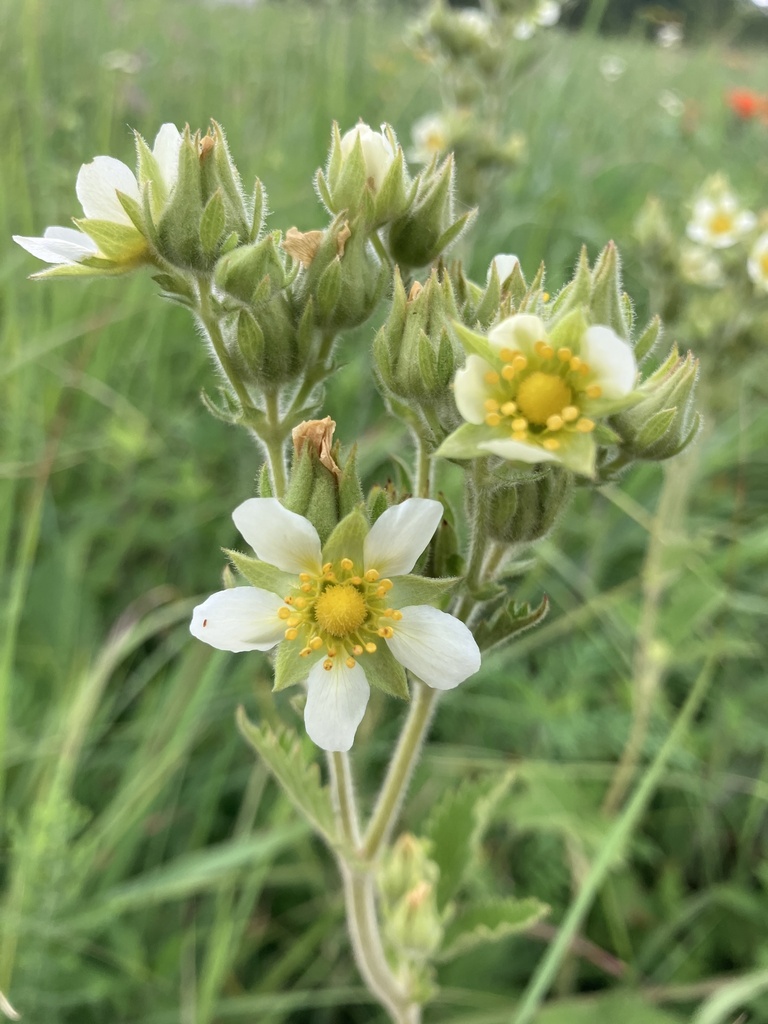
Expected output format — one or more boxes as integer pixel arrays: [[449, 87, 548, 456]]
[[760, 253, 768, 276], [709, 211, 733, 235], [515, 372, 573, 425], [314, 584, 367, 637]]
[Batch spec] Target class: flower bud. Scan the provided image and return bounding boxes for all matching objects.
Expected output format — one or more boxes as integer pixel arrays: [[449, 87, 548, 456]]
[[383, 881, 444, 960], [316, 122, 410, 229], [387, 155, 474, 269], [379, 833, 440, 907], [373, 268, 462, 435], [611, 347, 701, 461], [486, 465, 574, 546]]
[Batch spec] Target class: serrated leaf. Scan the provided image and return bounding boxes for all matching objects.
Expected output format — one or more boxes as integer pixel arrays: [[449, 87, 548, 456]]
[[226, 550, 295, 596], [424, 770, 515, 909], [474, 595, 549, 654], [236, 710, 337, 844], [200, 387, 242, 424], [389, 575, 458, 609], [439, 897, 548, 960]]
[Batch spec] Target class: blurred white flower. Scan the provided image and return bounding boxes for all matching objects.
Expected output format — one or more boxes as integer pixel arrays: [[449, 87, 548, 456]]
[[409, 113, 450, 165], [747, 232, 768, 290], [680, 245, 723, 288], [658, 90, 684, 117], [340, 123, 396, 191], [657, 22, 683, 49], [513, 1, 560, 40], [100, 50, 142, 74], [687, 191, 756, 249], [456, 7, 493, 39], [599, 54, 627, 82]]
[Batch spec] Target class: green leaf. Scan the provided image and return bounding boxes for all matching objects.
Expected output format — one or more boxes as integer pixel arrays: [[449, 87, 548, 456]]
[[389, 575, 458, 609], [322, 508, 369, 568], [450, 320, 498, 365], [635, 407, 676, 448], [553, 431, 596, 478], [226, 551, 296, 597], [536, 993, 685, 1024], [634, 314, 662, 361], [273, 641, 320, 694], [74, 218, 147, 262], [424, 771, 515, 910], [236, 710, 337, 844], [361, 644, 409, 700], [692, 964, 768, 1024], [439, 897, 548, 960], [547, 306, 589, 353], [200, 188, 226, 256], [435, 423, 495, 461], [474, 595, 549, 655]]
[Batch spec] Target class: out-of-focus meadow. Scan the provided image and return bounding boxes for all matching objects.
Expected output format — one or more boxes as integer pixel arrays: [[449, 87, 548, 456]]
[[1, 0, 767, 1021]]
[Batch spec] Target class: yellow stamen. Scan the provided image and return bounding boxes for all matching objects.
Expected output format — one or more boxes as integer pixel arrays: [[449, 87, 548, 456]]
[[557, 347, 572, 362], [542, 438, 560, 451], [364, 569, 380, 582], [391, 610, 403, 621], [535, 341, 554, 359], [278, 607, 291, 620], [710, 211, 733, 234], [512, 354, 528, 372], [484, 398, 500, 412], [512, 431, 528, 441], [378, 626, 394, 639], [309, 636, 324, 650], [323, 659, 334, 671], [365, 642, 377, 653], [322, 562, 332, 574], [486, 412, 501, 427], [586, 384, 602, 399], [511, 417, 528, 432], [300, 647, 312, 657], [340, 557, 354, 571], [501, 364, 516, 381], [294, 597, 307, 609], [345, 657, 356, 669], [287, 616, 301, 627], [562, 405, 580, 422], [546, 414, 564, 431], [299, 573, 312, 582], [499, 347, 517, 361], [569, 356, 582, 371], [301, 582, 312, 593], [352, 644, 363, 656], [284, 628, 299, 641], [500, 401, 517, 416], [576, 417, 595, 433], [485, 370, 500, 385]]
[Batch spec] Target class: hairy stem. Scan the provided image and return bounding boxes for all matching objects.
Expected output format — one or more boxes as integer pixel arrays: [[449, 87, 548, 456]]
[[262, 390, 288, 499], [195, 277, 255, 418]]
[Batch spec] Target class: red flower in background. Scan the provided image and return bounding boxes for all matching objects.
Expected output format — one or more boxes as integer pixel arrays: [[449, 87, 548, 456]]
[[726, 88, 768, 120]]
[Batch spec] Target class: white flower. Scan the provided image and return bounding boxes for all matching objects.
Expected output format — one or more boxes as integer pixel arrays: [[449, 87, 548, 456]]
[[13, 123, 181, 268], [455, 7, 493, 39], [441, 314, 637, 477], [190, 498, 480, 752], [686, 191, 756, 249], [656, 22, 683, 49], [514, 1, 560, 39], [409, 113, 450, 166], [488, 253, 520, 284], [340, 123, 396, 191], [747, 232, 768, 291], [680, 245, 723, 288], [599, 55, 627, 82]]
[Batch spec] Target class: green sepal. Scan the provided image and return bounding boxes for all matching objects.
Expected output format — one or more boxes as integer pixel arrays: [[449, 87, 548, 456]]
[[436, 422, 495, 460], [283, 446, 314, 516], [433, 208, 475, 260], [273, 640, 318, 693], [590, 241, 628, 338], [250, 177, 267, 241], [634, 314, 662, 361], [236, 310, 265, 372], [199, 387, 241, 424], [314, 168, 333, 211], [593, 422, 623, 446], [134, 132, 168, 219], [450, 320, 498, 365], [156, 130, 204, 267], [439, 898, 549, 961], [321, 507, 369, 568], [366, 485, 390, 524], [235, 709, 337, 844], [549, 431, 596, 478], [473, 594, 549, 654], [116, 190, 149, 238], [199, 188, 226, 256], [29, 260, 130, 280], [226, 550, 296, 597], [338, 446, 364, 519], [316, 258, 342, 322], [74, 219, 147, 262], [258, 462, 273, 498], [547, 305, 588, 353], [389, 575, 458, 609], [550, 246, 591, 322], [362, 643, 409, 700], [635, 407, 678, 449], [473, 264, 501, 329], [210, 121, 250, 237]]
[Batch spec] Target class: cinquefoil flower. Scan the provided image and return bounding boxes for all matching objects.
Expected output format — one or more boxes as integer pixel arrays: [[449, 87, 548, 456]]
[[409, 113, 450, 166], [340, 123, 396, 191], [190, 497, 480, 752], [13, 123, 181, 273], [686, 189, 755, 250], [438, 314, 637, 477]]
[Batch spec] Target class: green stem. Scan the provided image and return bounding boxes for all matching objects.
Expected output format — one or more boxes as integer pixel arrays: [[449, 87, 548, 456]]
[[286, 330, 337, 418], [414, 431, 432, 499], [511, 655, 715, 1024], [262, 390, 288, 500], [195, 277, 255, 419], [363, 680, 438, 859]]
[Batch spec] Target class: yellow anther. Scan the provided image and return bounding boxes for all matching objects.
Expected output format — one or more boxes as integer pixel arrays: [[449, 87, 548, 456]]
[[352, 644, 363, 656], [512, 431, 528, 441], [300, 647, 312, 657], [378, 626, 394, 639], [364, 642, 377, 653], [512, 417, 528, 432], [364, 569, 380, 582], [346, 657, 356, 669], [576, 417, 595, 433], [382, 608, 394, 617], [327, 647, 337, 657], [542, 291, 550, 302], [486, 412, 502, 427], [322, 562, 332, 574], [287, 616, 301, 627], [542, 438, 560, 451], [569, 356, 582, 371], [512, 354, 528, 372], [557, 347, 572, 362], [376, 585, 387, 597], [284, 596, 294, 604], [340, 557, 354, 571], [484, 370, 500, 385], [392, 610, 403, 621], [323, 659, 334, 671], [278, 607, 291, 620], [301, 582, 312, 593], [562, 405, 580, 422], [484, 398, 500, 412], [500, 401, 518, 416], [299, 573, 312, 582], [499, 347, 517, 362], [379, 579, 393, 592], [586, 384, 602, 398], [579, 363, 591, 376], [284, 628, 299, 641], [351, 576, 362, 585], [501, 364, 516, 381], [294, 597, 307, 609], [546, 414, 564, 431], [309, 636, 324, 650]]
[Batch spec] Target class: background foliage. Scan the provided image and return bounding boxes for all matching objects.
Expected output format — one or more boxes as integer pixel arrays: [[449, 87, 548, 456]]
[[1, 0, 767, 1021]]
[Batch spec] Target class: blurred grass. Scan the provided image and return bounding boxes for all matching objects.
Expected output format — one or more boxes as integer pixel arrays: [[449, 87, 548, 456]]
[[1, 0, 767, 1021]]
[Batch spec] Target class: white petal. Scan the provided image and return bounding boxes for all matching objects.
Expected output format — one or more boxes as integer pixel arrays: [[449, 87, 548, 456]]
[[479, 437, 560, 464], [686, 222, 711, 246], [304, 658, 370, 752], [386, 605, 480, 690], [363, 498, 443, 577], [190, 588, 286, 652], [76, 156, 140, 224], [454, 354, 494, 425], [232, 497, 322, 575], [340, 123, 395, 190], [45, 225, 97, 246], [489, 253, 519, 283], [581, 325, 636, 398], [152, 123, 182, 188], [735, 210, 756, 234], [488, 314, 547, 356], [13, 230, 97, 264]]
